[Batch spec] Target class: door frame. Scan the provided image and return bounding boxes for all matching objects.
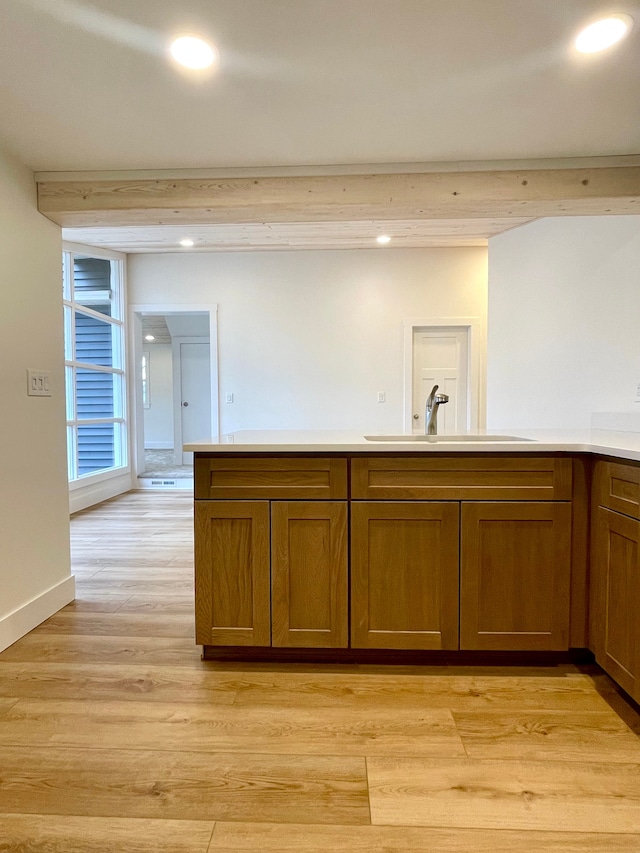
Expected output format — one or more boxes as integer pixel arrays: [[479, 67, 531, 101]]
[[173, 336, 210, 465], [128, 303, 219, 478], [403, 317, 484, 433]]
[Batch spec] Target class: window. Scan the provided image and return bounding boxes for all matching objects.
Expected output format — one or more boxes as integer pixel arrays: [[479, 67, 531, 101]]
[[141, 351, 150, 408], [63, 250, 127, 481]]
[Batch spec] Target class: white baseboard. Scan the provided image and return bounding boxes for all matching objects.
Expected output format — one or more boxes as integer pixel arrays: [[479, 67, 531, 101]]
[[70, 472, 133, 514], [0, 575, 76, 653], [144, 442, 174, 450]]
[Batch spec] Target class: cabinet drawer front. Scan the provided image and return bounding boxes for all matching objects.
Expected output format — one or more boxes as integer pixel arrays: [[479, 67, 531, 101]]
[[195, 457, 347, 500], [597, 461, 640, 519], [351, 457, 572, 501]]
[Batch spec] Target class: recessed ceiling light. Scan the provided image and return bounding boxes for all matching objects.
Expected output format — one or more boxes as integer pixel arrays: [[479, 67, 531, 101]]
[[180, 238, 195, 248], [376, 235, 391, 244], [145, 335, 155, 342], [170, 36, 217, 70], [575, 15, 633, 53]]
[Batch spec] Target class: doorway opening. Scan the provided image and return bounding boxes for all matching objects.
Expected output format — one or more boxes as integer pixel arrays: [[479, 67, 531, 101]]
[[130, 305, 218, 489]]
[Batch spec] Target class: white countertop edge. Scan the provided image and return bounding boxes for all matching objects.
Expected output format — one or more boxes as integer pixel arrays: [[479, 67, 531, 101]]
[[185, 430, 640, 463]]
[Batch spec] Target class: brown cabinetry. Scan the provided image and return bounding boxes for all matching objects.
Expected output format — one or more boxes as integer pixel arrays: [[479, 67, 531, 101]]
[[271, 501, 348, 648], [195, 500, 271, 647], [195, 456, 347, 500], [194, 459, 349, 651], [596, 461, 640, 519], [350, 502, 459, 650], [350, 457, 573, 652], [194, 453, 575, 656], [350, 499, 572, 652], [460, 502, 572, 650], [591, 460, 640, 702], [196, 499, 348, 649], [351, 456, 572, 501]]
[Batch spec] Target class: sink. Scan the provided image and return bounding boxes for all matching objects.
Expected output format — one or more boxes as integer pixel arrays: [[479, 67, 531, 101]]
[[364, 434, 532, 442]]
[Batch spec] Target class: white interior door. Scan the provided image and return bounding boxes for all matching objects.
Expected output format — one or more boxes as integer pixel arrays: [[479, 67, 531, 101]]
[[180, 342, 211, 464], [412, 327, 469, 434]]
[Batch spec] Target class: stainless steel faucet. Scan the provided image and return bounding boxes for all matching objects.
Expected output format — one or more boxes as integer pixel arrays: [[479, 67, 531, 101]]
[[425, 384, 449, 434]]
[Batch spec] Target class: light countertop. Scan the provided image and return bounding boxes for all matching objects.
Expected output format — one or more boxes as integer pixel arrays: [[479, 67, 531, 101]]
[[185, 428, 640, 463]]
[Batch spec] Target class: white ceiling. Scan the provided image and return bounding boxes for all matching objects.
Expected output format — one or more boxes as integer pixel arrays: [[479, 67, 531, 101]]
[[62, 217, 535, 252], [2, 0, 639, 251], [140, 315, 171, 345], [1, 0, 639, 173], [140, 312, 209, 343]]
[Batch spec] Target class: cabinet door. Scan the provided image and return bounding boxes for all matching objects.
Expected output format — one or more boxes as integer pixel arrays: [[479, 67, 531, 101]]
[[592, 507, 640, 701], [351, 502, 459, 650], [271, 502, 348, 648], [195, 501, 270, 647], [460, 502, 571, 651]]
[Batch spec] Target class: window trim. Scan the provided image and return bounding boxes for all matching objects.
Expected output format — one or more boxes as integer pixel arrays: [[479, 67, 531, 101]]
[[142, 350, 151, 409], [63, 242, 129, 485]]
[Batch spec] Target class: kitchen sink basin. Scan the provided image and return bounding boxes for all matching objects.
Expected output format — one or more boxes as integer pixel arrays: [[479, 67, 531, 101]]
[[364, 434, 532, 442]]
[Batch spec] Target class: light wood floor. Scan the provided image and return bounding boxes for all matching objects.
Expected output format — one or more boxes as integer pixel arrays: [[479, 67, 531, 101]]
[[1, 491, 640, 851]]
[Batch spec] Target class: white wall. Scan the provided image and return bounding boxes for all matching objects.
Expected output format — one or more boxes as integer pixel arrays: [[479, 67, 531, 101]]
[[143, 343, 174, 448], [0, 145, 73, 651], [129, 248, 487, 433], [487, 216, 640, 430]]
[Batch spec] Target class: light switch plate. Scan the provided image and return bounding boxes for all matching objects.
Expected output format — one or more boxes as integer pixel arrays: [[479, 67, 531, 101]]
[[27, 369, 52, 397]]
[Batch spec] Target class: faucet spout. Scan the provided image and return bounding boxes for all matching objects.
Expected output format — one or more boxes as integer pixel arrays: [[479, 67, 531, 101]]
[[425, 384, 449, 435]]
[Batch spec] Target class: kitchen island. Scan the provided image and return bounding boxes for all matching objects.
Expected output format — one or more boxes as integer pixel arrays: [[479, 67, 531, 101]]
[[187, 429, 640, 704]]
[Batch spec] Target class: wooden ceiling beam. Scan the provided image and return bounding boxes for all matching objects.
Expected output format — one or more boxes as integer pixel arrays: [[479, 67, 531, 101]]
[[38, 167, 640, 228]]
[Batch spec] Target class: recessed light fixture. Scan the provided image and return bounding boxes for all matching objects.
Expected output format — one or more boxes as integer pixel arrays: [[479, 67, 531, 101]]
[[575, 15, 633, 53], [145, 335, 155, 342], [376, 235, 391, 245], [170, 36, 217, 70], [180, 238, 195, 248]]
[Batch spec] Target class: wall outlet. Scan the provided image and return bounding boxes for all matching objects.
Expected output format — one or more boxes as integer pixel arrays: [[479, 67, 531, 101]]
[[27, 369, 51, 397]]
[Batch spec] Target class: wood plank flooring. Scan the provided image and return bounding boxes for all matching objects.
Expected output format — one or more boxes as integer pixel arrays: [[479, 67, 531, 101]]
[[1, 491, 640, 851]]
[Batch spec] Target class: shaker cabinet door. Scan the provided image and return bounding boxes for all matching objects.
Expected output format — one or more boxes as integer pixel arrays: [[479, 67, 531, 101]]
[[195, 501, 271, 647], [591, 507, 640, 701], [351, 501, 460, 650], [460, 502, 572, 651], [271, 501, 348, 648]]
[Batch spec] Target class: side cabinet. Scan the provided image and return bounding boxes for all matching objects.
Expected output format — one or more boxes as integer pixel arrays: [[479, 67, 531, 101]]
[[351, 501, 460, 650], [460, 502, 572, 650], [592, 508, 640, 700], [591, 461, 640, 702]]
